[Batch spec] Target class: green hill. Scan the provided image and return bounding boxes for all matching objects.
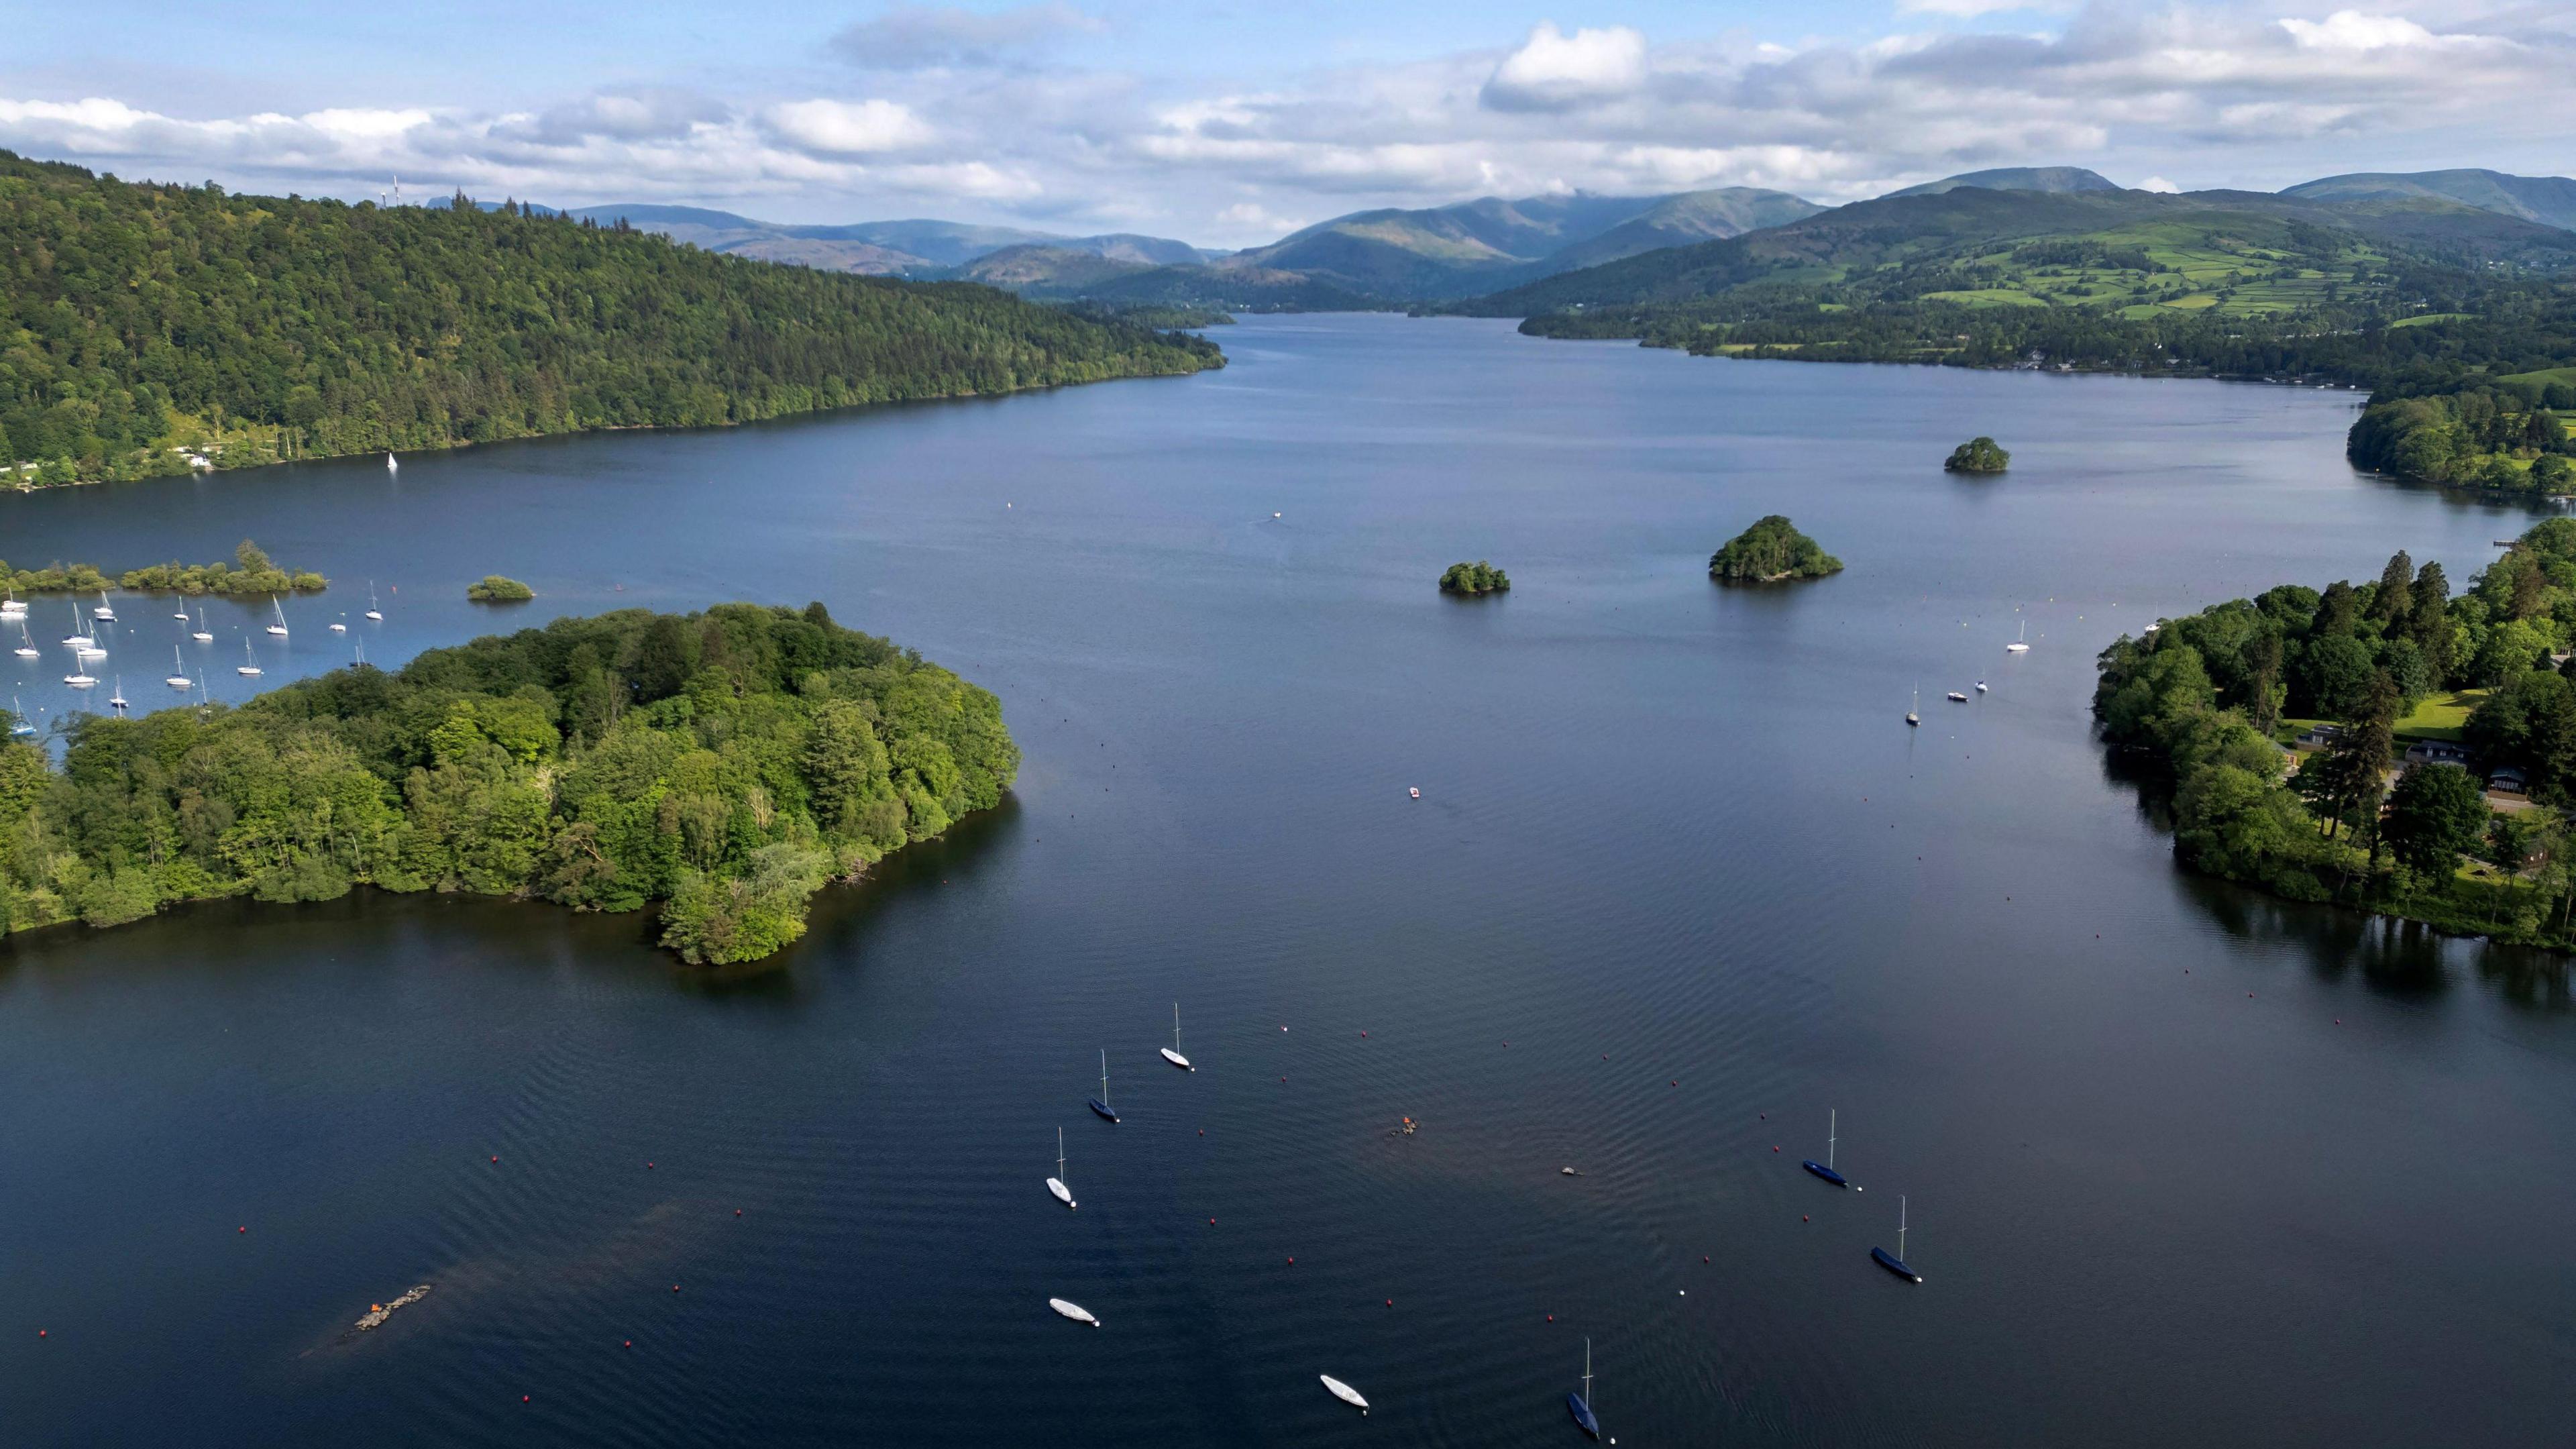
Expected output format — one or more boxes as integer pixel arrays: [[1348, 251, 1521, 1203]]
[[2281, 170, 2576, 233], [1452, 184, 2576, 319], [0, 150, 1222, 486], [1884, 166, 2120, 199]]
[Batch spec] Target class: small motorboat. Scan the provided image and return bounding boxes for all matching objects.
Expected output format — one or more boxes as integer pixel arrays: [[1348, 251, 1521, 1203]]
[[1975, 680, 1988, 692], [1408, 786, 1419, 799], [1048, 1297, 1099, 1327], [1161, 1003, 1193, 1071], [1320, 1375, 1369, 1415], [1945, 691, 1968, 703], [1087, 1050, 1118, 1122]]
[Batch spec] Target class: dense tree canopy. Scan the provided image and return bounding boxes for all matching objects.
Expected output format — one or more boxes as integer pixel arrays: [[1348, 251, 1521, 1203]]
[[2094, 522, 2576, 947], [467, 576, 535, 602], [1438, 560, 1511, 594], [1709, 516, 1842, 582], [1944, 437, 2010, 473], [0, 150, 1220, 485], [0, 603, 1017, 965], [2, 539, 323, 596]]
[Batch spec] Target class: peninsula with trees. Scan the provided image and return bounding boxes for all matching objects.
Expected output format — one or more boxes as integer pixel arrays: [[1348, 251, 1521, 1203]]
[[2096, 521, 2576, 946], [3, 540, 324, 596], [1710, 517, 1843, 582], [0, 603, 1017, 967], [0, 150, 1221, 489]]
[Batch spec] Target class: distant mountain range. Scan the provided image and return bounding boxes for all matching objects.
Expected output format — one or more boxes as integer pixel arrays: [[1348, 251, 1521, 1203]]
[[559, 205, 1214, 276], [571, 166, 2576, 311]]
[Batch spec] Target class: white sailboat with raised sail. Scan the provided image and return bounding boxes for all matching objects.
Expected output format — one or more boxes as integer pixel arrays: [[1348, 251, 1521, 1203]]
[[1046, 1127, 1075, 1209], [1161, 1003, 1193, 1071]]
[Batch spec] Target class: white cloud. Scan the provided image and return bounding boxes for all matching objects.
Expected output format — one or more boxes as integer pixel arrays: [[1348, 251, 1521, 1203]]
[[2137, 174, 2180, 192], [1481, 22, 1650, 111], [1896, 0, 2054, 16], [2277, 11, 2441, 52], [763, 99, 932, 155], [0, 3, 2569, 248]]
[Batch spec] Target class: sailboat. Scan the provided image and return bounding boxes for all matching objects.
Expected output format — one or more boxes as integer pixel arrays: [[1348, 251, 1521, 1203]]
[[2006, 620, 2030, 654], [330, 613, 347, 633], [1945, 690, 1968, 702], [13, 620, 36, 659], [0, 589, 23, 616], [385, 451, 398, 473], [7, 697, 34, 737], [173, 601, 190, 620], [108, 677, 127, 710], [63, 667, 97, 687], [1161, 1003, 1193, 1071], [1047, 1127, 1075, 1210], [92, 590, 115, 622], [1905, 686, 1919, 728], [1088, 1051, 1118, 1122], [1803, 1109, 1853, 1189], [237, 639, 262, 677], [1320, 1376, 1370, 1415], [1975, 680, 1988, 692], [1872, 1195, 1923, 1283], [191, 607, 213, 643], [166, 648, 192, 688], [1567, 1338, 1602, 1440], [355, 638, 369, 668], [266, 599, 289, 637], [62, 603, 91, 647], [364, 582, 383, 621], [1047, 1297, 1099, 1328]]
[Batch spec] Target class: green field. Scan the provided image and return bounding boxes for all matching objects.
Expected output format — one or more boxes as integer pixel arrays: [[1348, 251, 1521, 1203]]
[[2393, 689, 2487, 743], [1900, 221, 2386, 319], [2501, 365, 2576, 389]]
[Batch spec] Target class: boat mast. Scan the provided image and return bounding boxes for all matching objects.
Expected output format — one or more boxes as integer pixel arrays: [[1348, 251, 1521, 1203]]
[[1828, 1109, 1836, 1172], [1582, 1336, 1593, 1406], [1898, 1195, 1908, 1260], [1173, 1002, 1182, 1054], [1057, 1126, 1066, 1181], [1099, 1049, 1110, 1110]]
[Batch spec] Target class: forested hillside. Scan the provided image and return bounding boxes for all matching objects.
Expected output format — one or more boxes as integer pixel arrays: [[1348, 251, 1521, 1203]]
[[0, 150, 1220, 486], [0, 604, 1017, 965]]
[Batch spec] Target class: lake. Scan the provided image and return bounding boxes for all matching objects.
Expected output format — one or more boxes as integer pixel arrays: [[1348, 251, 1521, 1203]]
[[2, 315, 2571, 1446]]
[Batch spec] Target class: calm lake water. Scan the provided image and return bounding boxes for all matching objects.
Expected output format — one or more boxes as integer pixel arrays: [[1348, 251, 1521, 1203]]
[[3, 315, 2572, 1447]]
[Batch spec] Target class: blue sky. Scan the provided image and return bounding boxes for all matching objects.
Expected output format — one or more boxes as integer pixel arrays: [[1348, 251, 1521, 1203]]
[[4, 2, 2571, 245]]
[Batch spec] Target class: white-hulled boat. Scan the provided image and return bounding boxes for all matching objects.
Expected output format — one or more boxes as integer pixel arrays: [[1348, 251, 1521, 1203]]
[[173, 604, 189, 620], [1945, 690, 1968, 703], [74, 637, 106, 659], [93, 590, 115, 622], [7, 696, 34, 736], [1048, 1297, 1099, 1328], [108, 678, 127, 710], [64, 669, 97, 688], [365, 582, 383, 621], [1321, 1376, 1370, 1414], [62, 604, 90, 647], [237, 639, 262, 677], [1047, 1126, 1075, 1210], [2006, 620, 2030, 653], [266, 599, 289, 637], [192, 607, 213, 643], [13, 621, 36, 659], [1161, 1002, 1193, 1071], [166, 647, 192, 689], [0, 590, 23, 616], [386, 451, 398, 472], [330, 614, 347, 632]]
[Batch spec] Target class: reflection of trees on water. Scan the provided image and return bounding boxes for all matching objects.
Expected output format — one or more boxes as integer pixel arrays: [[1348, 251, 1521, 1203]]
[[2102, 741, 2571, 1012]]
